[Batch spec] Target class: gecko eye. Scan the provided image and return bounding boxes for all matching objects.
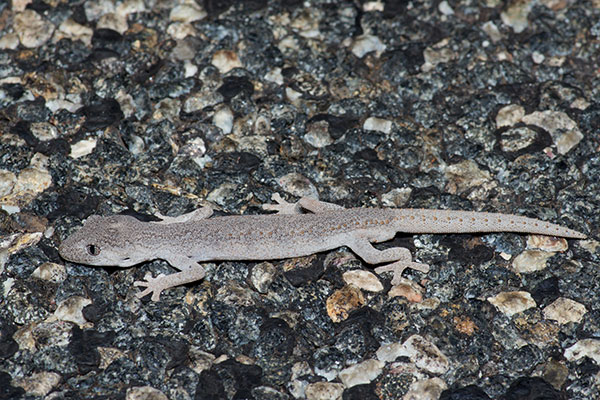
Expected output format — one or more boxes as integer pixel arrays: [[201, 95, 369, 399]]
[[86, 244, 100, 256]]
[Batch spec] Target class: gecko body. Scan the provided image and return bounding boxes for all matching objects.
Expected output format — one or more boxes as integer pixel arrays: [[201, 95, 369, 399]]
[[58, 195, 586, 301]]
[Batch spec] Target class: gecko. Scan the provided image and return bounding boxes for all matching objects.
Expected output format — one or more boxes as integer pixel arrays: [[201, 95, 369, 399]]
[[58, 194, 586, 301]]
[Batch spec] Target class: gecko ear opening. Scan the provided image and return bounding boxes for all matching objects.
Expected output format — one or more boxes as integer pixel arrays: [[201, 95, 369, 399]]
[[86, 244, 100, 256]]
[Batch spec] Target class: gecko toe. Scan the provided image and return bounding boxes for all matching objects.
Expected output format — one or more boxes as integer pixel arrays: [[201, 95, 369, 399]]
[[375, 261, 430, 285], [134, 277, 163, 301], [134, 284, 162, 301], [135, 287, 152, 298]]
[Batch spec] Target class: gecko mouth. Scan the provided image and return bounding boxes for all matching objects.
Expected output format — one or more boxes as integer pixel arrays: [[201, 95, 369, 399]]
[[119, 256, 143, 267]]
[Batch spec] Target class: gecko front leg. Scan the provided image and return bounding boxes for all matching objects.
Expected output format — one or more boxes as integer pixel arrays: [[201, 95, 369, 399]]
[[134, 268, 206, 301], [347, 238, 430, 285], [133, 253, 206, 301], [153, 205, 213, 224]]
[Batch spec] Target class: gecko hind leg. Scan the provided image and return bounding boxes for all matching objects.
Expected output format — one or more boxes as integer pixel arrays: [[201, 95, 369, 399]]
[[262, 193, 302, 214], [374, 261, 430, 286], [262, 193, 344, 214], [348, 239, 430, 285]]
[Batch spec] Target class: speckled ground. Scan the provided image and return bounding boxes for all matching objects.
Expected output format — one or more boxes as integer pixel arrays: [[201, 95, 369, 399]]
[[1, 0, 599, 399]]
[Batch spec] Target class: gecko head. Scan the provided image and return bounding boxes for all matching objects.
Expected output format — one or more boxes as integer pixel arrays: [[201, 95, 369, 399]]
[[59, 215, 148, 267]]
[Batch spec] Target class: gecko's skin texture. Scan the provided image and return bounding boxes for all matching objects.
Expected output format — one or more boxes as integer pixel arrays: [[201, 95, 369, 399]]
[[58, 195, 586, 301]]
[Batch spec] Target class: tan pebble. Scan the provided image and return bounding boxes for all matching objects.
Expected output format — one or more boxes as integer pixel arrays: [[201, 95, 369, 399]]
[[388, 278, 423, 302], [326, 286, 365, 323], [527, 234, 568, 251], [342, 270, 383, 292], [487, 291, 536, 317]]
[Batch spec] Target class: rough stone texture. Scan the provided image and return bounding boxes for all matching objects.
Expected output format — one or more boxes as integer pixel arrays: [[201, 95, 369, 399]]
[[487, 291, 537, 317], [0, 1, 598, 399]]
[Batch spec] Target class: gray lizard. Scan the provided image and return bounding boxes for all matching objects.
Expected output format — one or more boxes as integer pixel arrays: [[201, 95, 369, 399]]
[[58, 194, 586, 301]]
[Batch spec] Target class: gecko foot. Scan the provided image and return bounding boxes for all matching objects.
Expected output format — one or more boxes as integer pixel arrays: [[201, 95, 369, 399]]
[[374, 261, 430, 286], [154, 206, 213, 224], [134, 273, 167, 302], [261, 193, 301, 214]]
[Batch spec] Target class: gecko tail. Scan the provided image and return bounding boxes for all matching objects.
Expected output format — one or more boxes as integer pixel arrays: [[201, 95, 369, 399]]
[[395, 210, 586, 239]]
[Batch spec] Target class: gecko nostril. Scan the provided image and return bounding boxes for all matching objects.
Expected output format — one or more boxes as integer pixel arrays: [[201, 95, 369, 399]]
[[87, 244, 100, 256]]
